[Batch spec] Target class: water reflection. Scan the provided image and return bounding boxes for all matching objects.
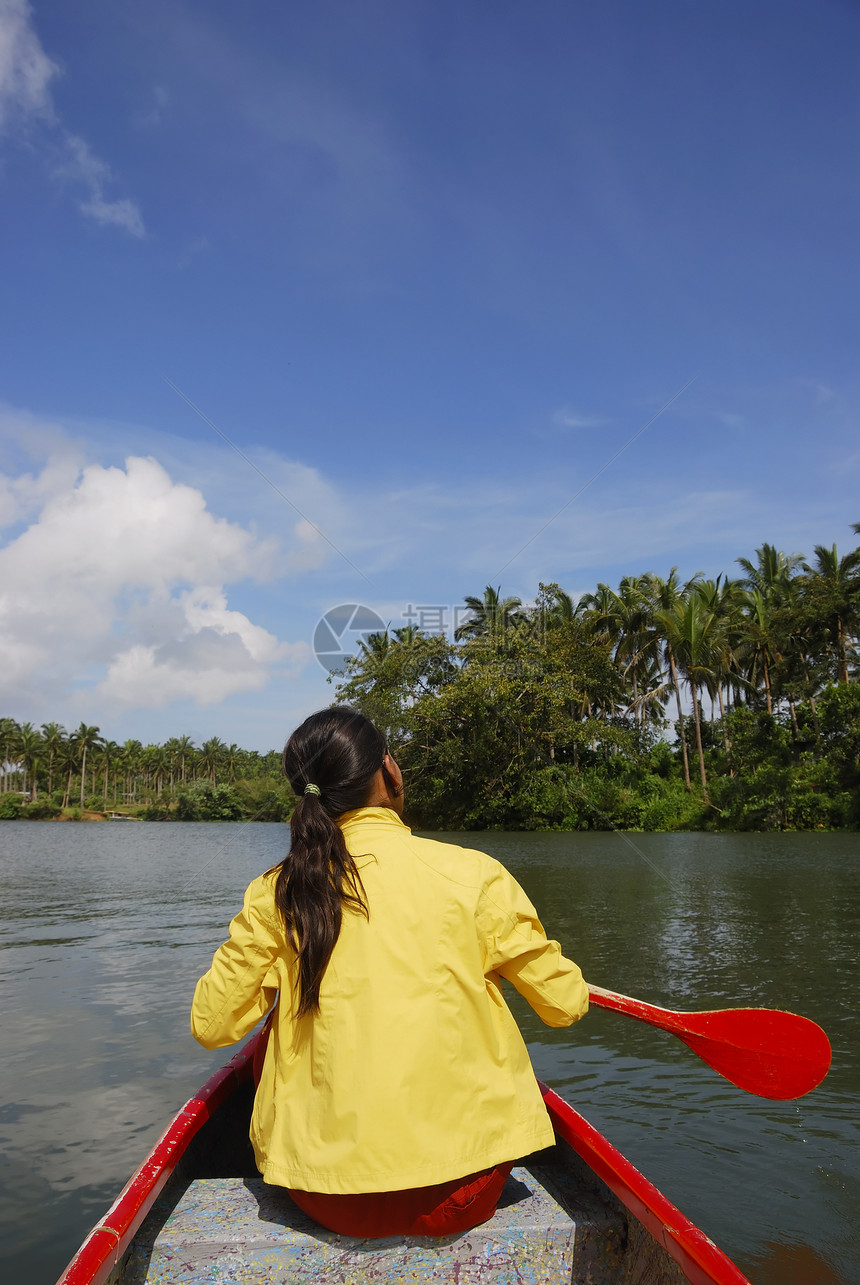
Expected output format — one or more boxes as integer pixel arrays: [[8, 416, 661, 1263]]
[[743, 1239, 843, 1285]]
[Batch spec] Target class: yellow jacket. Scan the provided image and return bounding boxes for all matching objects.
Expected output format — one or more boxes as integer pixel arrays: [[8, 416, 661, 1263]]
[[191, 807, 588, 1193]]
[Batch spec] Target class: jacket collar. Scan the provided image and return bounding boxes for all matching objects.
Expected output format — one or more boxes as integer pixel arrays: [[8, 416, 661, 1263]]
[[338, 806, 411, 837]]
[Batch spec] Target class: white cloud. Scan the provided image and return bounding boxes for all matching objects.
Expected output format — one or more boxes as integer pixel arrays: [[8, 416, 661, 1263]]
[[60, 133, 146, 238], [286, 516, 329, 572], [95, 632, 309, 709], [0, 0, 145, 236], [0, 404, 84, 527], [0, 452, 308, 710], [0, 0, 55, 128], [2, 396, 853, 736]]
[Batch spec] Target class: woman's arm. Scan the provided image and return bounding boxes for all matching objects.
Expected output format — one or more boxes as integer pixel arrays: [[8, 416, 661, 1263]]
[[191, 877, 282, 1049], [479, 864, 589, 1028]]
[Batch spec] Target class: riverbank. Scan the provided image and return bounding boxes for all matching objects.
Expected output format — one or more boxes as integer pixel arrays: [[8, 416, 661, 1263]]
[[0, 799, 853, 830], [0, 803, 139, 822], [4, 673, 860, 831]]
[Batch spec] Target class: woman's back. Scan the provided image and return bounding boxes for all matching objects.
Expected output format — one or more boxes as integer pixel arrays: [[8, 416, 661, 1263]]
[[194, 803, 587, 1192], [191, 707, 588, 1230]]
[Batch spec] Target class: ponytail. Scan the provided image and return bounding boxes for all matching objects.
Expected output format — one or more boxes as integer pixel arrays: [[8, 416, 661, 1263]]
[[273, 707, 390, 1017]]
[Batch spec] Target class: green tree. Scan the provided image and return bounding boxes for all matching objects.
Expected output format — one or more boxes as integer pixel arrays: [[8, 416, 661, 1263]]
[[173, 735, 196, 784], [691, 577, 746, 756], [40, 722, 66, 798], [455, 586, 525, 643], [121, 740, 143, 803], [99, 740, 121, 804], [0, 718, 20, 793], [16, 723, 43, 800], [737, 542, 804, 604], [656, 595, 723, 802], [142, 744, 168, 797], [534, 582, 578, 631], [73, 724, 103, 808], [644, 571, 693, 788], [737, 544, 804, 713], [579, 577, 655, 733], [817, 684, 860, 800], [338, 629, 455, 747], [59, 735, 79, 808], [800, 544, 860, 685], [176, 780, 243, 821], [200, 737, 225, 785]]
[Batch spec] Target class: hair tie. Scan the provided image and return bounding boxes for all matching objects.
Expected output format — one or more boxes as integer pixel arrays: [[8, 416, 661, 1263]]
[[304, 783, 321, 797]]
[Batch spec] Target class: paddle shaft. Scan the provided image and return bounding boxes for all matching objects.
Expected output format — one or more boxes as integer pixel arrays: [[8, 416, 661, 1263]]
[[588, 984, 692, 1034]]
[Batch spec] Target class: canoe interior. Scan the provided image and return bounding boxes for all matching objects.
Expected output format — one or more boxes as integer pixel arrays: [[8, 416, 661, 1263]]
[[103, 1077, 691, 1285]]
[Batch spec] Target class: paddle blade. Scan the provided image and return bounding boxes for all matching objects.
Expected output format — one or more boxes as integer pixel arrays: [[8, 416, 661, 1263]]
[[677, 1008, 832, 1100]]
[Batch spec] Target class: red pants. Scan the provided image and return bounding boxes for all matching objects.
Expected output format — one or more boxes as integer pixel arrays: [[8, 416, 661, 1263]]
[[287, 1163, 514, 1237], [252, 1019, 513, 1237]]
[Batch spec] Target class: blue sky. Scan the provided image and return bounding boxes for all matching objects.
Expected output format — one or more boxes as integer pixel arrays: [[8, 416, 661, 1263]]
[[1, 0, 858, 750]]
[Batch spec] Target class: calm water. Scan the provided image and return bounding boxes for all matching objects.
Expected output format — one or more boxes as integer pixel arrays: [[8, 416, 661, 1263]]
[[0, 822, 857, 1285]]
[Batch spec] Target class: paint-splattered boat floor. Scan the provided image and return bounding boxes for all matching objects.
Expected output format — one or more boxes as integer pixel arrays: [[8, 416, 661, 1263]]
[[112, 1156, 678, 1284]]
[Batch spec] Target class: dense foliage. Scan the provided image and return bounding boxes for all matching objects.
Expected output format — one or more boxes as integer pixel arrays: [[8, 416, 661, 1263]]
[[3, 534, 859, 830], [0, 724, 293, 821], [334, 539, 860, 831]]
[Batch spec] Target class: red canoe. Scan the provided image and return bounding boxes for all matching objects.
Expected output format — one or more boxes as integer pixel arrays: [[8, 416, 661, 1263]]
[[56, 1029, 751, 1285]]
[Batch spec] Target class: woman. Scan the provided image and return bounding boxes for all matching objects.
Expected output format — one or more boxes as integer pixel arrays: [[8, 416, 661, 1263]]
[[191, 706, 589, 1237]]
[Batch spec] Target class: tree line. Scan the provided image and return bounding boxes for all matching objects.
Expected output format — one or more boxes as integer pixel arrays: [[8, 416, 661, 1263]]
[[334, 533, 860, 831], [0, 724, 291, 821], [3, 529, 859, 829]]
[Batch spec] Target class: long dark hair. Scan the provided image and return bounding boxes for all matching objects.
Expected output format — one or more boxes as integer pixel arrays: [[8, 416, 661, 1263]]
[[275, 706, 398, 1017]]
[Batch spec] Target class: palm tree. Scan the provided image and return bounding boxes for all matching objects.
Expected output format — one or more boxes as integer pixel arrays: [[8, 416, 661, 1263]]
[[612, 576, 661, 734], [60, 736, 79, 808], [355, 630, 393, 674], [656, 595, 723, 801], [646, 570, 698, 790], [0, 718, 20, 793], [455, 586, 524, 643], [73, 724, 103, 808], [692, 577, 746, 756], [40, 722, 66, 798], [142, 744, 168, 797], [629, 651, 672, 730], [534, 582, 577, 636], [737, 543, 804, 605], [179, 735, 196, 784], [574, 584, 625, 724], [224, 744, 241, 782], [100, 740, 121, 803], [16, 723, 43, 800], [121, 740, 143, 802], [738, 588, 778, 713], [736, 544, 804, 713], [163, 737, 181, 790], [800, 543, 860, 684], [200, 737, 225, 785], [170, 735, 196, 786], [392, 625, 428, 648]]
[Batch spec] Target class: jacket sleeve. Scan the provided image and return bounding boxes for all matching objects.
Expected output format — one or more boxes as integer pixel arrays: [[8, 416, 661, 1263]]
[[478, 862, 589, 1029], [190, 878, 282, 1049]]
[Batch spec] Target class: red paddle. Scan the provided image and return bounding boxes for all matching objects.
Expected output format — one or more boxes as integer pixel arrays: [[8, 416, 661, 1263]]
[[588, 984, 831, 1100]]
